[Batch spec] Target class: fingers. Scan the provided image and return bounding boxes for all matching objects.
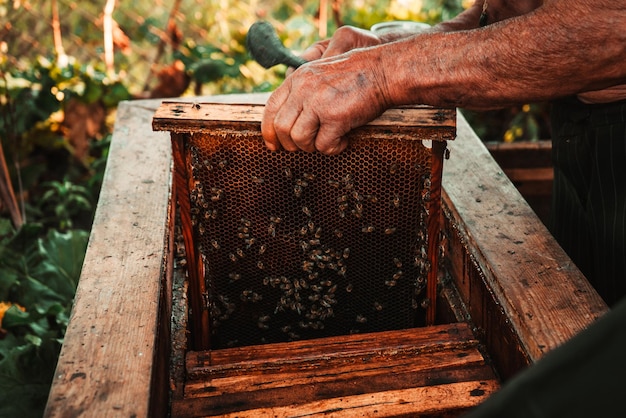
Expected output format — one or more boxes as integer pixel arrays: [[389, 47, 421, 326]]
[[263, 85, 346, 155], [262, 81, 315, 153], [261, 85, 288, 151]]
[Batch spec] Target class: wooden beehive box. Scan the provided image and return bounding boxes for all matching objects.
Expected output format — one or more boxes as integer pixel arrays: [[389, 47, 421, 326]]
[[44, 94, 608, 418], [151, 102, 500, 417]]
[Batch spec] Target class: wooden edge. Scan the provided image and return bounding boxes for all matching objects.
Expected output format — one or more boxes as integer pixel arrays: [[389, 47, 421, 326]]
[[441, 113, 609, 365], [44, 100, 174, 417], [152, 101, 456, 141]]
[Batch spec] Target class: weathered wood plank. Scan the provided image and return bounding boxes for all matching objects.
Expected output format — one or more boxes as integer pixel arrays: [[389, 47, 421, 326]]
[[189, 323, 474, 373], [177, 381, 500, 418], [44, 101, 175, 417], [152, 101, 456, 142], [442, 115, 608, 369], [176, 323, 497, 416], [184, 347, 489, 398]]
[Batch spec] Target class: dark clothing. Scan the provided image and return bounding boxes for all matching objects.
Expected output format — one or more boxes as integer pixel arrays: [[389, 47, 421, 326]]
[[462, 296, 626, 418], [549, 97, 626, 306]]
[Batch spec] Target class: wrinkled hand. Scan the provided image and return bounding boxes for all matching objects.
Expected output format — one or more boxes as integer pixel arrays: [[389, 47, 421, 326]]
[[303, 25, 383, 60], [262, 27, 391, 155]]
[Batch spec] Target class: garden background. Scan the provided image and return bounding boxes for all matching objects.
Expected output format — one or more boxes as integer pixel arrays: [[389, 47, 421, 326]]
[[0, 0, 548, 416]]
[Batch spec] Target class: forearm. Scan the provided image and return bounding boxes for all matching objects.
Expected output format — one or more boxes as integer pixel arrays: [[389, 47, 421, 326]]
[[378, 0, 542, 42], [377, 0, 626, 110]]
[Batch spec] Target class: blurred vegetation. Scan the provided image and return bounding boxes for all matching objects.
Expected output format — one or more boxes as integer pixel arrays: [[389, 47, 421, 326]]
[[0, 0, 549, 416]]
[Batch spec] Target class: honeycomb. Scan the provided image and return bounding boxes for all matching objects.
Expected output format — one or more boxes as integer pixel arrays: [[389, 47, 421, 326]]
[[182, 130, 438, 349]]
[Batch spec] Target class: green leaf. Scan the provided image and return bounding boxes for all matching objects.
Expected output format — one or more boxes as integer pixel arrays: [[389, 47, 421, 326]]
[[32, 229, 89, 300]]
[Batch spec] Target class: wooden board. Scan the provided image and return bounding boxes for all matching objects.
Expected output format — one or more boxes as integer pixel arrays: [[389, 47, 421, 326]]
[[173, 323, 499, 417], [152, 101, 456, 142], [485, 140, 553, 223], [44, 101, 175, 417], [442, 116, 608, 377]]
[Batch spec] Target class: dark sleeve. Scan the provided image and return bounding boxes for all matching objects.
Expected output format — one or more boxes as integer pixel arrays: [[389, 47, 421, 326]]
[[463, 296, 626, 418]]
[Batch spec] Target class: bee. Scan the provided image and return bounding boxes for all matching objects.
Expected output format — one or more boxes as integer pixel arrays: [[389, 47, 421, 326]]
[[373, 301, 383, 311], [217, 159, 228, 169], [342, 248, 351, 259], [389, 163, 399, 174], [385, 279, 397, 287], [393, 270, 404, 280], [420, 298, 431, 309], [393, 258, 402, 268], [294, 184, 303, 197], [302, 206, 312, 217], [258, 244, 267, 255], [334, 229, 343, 238], [210, 239, 220, 249], [257, 261, 265, 269], [228, 272, 241, 281], [228, 253, 237, 262], [392, 194, 401, 208], [268, 223, 276, 237], [345, 283, 354, 293], [356, 314, 368, 324], [308, 293, 320, 302], [366, 194, 379, 203], [251, 176, 264, 184], [328, 179, 340, 188], [236, 248, 245, 258], [384, 227, 397, 235], [283, 167, 293, 178], [302, 260, 314, 272], [362, 225, 375, 233], [303, 172, 316, 181]]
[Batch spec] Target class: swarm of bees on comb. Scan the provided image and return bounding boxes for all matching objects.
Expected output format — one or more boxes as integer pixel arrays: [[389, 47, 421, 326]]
[[181, 131, 438, 349]]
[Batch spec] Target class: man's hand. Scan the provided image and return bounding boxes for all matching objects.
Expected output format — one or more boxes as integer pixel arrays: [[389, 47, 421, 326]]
[[302, 26, 383, 60], [261, 46, 392, 155]]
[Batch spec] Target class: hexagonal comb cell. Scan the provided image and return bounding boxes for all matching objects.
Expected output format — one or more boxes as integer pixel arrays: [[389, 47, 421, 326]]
[[153, 102, 455, 350]]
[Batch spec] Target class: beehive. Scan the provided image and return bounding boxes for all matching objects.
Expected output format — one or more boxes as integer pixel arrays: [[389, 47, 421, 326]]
[[153, 102, 455, 351]]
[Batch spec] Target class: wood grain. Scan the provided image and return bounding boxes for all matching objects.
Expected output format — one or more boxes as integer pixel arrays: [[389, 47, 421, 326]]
[[442, 115, 608, 367]]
